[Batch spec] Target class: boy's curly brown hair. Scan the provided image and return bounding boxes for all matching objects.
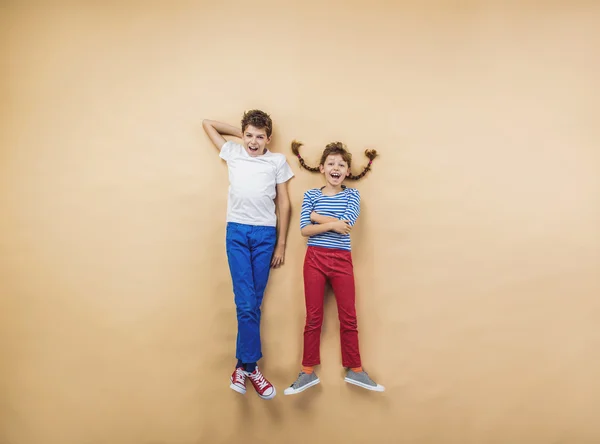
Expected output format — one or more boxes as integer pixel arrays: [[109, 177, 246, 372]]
[[241, 109, 273, 138], [291, 140, 378, 180]]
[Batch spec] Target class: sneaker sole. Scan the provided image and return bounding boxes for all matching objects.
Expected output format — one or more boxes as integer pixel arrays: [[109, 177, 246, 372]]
[[344, 377, 385, 392], [230, 378, 246, 395], [283, 378, 321, 395]]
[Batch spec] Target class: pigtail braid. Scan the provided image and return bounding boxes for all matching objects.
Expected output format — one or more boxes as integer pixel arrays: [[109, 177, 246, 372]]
[[291, 140, 320, 173], [348, 149, 378, 181]]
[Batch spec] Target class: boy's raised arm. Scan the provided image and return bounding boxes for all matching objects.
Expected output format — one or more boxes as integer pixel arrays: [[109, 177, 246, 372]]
[[202, 119, 242, 151]]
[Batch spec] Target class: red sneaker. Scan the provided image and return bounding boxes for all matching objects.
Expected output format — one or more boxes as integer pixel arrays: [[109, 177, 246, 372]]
[[230, 367, 246, 394], [244, 366, 276, 400]]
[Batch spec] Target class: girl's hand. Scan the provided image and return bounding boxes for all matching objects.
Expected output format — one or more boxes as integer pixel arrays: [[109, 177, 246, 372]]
[[271, 244, 286, 268], [331, 220, 352, 235]]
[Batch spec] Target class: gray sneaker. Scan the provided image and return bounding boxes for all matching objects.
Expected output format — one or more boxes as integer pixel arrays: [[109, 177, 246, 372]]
[[344, 369, 385, 392], [283, 371, 321, 395]]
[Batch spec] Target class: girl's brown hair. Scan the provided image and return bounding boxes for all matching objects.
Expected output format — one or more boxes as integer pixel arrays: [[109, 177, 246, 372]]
[[291, 140, 378, 180]]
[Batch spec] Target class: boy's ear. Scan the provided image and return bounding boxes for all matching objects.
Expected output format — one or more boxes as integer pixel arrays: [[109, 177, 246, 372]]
[[319, 165, 325, 173]]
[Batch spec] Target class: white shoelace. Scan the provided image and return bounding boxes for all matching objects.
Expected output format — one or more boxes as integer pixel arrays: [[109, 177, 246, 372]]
[[249, 371, 269, 390]]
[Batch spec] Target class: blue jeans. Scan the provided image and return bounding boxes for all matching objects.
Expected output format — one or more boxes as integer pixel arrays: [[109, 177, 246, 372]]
[[226, 222, 276, 363]]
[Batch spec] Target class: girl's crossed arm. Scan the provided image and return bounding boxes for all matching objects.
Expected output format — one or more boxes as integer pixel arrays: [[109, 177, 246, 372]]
[[309, 189, 360, 230], [301, 220, 351, 237], [300, 192, 351, 237]]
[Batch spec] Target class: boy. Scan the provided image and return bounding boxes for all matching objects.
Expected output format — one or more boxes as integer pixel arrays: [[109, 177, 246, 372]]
[[202, 110, 294, 400]]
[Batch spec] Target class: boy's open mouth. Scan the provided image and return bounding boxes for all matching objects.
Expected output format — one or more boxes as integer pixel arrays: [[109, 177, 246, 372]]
[[330, 172, 341, 179], [248, 145, 259, 153]]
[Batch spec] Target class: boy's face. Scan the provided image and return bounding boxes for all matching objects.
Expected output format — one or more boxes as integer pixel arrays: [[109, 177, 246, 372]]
[[242, 125, 271, 157], [320, 154, 349, 186]]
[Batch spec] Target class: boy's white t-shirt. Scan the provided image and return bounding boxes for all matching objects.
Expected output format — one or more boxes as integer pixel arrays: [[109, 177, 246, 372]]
[[219, 141, 294, 227]]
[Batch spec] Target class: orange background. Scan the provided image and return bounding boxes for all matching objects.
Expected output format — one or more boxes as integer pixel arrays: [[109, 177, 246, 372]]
[[1, 1, 599, 443]]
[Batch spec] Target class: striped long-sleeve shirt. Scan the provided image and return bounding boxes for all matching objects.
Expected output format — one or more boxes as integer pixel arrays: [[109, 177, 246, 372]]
[[300, 187, 360, 251]]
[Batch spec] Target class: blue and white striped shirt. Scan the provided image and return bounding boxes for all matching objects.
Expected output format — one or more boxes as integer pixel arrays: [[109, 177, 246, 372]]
[[300, 187, 361, 251]]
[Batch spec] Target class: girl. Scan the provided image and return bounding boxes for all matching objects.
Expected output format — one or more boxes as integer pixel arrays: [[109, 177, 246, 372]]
[[283, 140, 384, 395]]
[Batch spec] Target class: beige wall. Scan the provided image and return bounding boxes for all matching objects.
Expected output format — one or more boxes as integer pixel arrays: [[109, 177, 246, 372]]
[[1, 1, 599, 443]]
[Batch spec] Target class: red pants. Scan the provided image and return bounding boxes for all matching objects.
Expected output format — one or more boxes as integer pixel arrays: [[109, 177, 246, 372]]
[[302, 246, 362, 368]]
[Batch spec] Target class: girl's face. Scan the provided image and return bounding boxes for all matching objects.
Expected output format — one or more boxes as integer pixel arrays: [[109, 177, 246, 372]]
[[320, 154, 349, 187]]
